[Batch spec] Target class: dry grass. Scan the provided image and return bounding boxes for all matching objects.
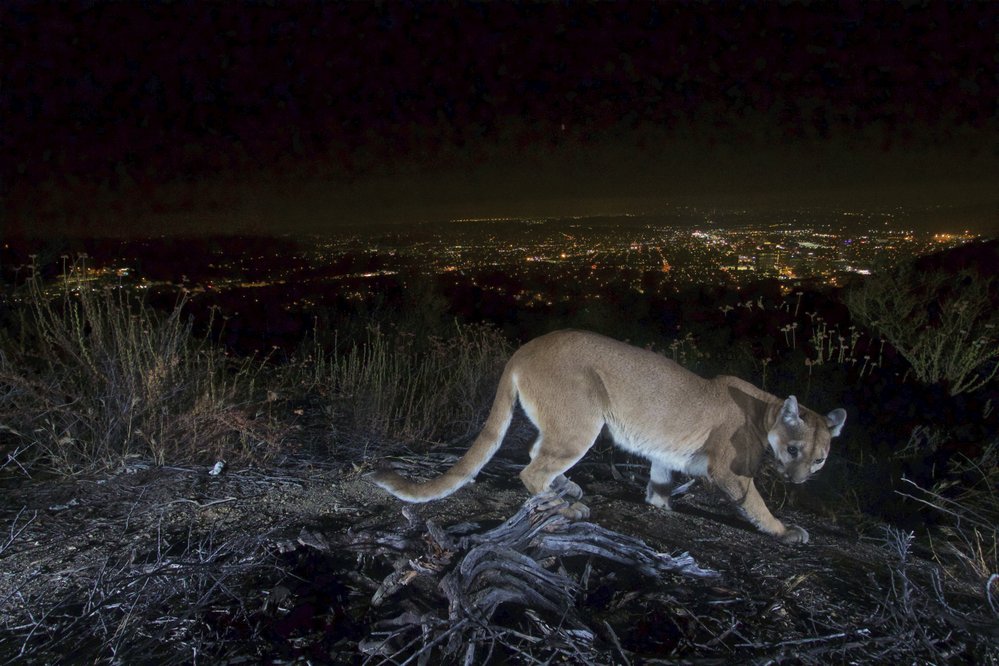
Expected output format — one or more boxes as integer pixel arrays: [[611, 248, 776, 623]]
[[294, 322, 511, 451], [0, 261, 512, 474], [1, 519, 280, 664], [899, 438, 999, 590], [0, 262, 284, 474]]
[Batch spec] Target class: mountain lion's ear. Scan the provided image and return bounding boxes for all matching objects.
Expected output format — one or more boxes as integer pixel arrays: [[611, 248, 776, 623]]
[[780, 395, 801, 426], [826, 408, 847, 437]]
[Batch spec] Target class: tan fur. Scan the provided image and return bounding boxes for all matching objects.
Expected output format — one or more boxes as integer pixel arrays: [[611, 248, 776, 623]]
[[370, 329, 846, 544]]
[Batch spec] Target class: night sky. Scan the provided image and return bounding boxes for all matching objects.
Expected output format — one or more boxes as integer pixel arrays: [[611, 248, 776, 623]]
[[4, 1, 998, 237]]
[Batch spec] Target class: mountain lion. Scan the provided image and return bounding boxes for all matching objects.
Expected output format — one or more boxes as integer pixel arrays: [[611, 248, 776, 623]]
[[371, 329, 846, 544]]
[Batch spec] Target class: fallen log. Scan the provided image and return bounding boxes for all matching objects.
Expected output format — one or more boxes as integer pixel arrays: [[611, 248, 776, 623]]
[[359, 492, 717, 664]]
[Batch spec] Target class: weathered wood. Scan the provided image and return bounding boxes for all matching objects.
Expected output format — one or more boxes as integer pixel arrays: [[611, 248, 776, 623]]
[[359, 492, 717, 662]]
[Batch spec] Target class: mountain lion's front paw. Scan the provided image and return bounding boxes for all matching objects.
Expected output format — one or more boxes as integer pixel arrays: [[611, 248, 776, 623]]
[[780, 524, 809, 544]]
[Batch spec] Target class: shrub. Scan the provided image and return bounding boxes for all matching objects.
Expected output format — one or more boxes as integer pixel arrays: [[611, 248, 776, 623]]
[[0, 262, 282, 473], [845, 263, 999, 395]]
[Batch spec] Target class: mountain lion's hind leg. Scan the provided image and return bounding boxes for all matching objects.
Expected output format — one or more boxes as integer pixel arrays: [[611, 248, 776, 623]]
[[645, 461, 675, 510], [551, 474, 583, 500], [520, 422, 602, 520]]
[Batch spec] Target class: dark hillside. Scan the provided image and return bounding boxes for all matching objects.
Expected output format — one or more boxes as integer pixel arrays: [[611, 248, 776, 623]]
[[1, 241, 997, 663]]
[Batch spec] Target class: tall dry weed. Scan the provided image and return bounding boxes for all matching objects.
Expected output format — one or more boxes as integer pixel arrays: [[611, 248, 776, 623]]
[[301, 322, 510, 451], [0, 261, 282, 473]]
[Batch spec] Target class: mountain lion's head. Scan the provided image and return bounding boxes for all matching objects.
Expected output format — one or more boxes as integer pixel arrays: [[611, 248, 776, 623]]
[[768, 395, 846, 484]]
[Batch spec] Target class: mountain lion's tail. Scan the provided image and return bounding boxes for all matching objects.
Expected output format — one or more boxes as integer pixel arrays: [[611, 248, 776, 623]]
[[368, 364, 519, 502]]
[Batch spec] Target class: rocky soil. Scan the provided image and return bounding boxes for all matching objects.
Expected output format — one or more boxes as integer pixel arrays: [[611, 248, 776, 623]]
[[2, 426, 997, 664]]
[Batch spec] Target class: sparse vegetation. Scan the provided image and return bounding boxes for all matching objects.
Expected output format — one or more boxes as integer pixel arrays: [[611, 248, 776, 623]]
[[845, 261, 999, 395], [0, 262, 283, 473], [0, 264, 511, 475], [2, 251, 998, 664], [4, 521, 275, 664], [901, 437, 999, 589], [305, 323, 510, 449]]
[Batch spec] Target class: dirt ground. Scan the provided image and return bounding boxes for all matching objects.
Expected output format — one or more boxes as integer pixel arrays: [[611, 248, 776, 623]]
[[2, 425, 997, 664]]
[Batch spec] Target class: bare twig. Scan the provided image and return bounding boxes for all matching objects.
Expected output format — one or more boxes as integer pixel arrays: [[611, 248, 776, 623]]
[[1, 507, 37, 556], [602, 619, 632, 666], [155, 497, 238, 510]]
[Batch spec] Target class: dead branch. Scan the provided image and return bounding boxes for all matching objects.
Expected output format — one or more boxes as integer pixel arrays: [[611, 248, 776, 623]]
[[357, 492, 717, 664]]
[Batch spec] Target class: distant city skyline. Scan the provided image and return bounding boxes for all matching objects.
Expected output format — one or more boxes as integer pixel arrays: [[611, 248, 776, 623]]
[[3, 216, 985, 354], [6, 216, 980, 291]]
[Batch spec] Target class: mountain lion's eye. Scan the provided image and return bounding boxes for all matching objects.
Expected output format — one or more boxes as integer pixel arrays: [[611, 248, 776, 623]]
[[814, 458, 825, 464], [787, 445, 799, 457]]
